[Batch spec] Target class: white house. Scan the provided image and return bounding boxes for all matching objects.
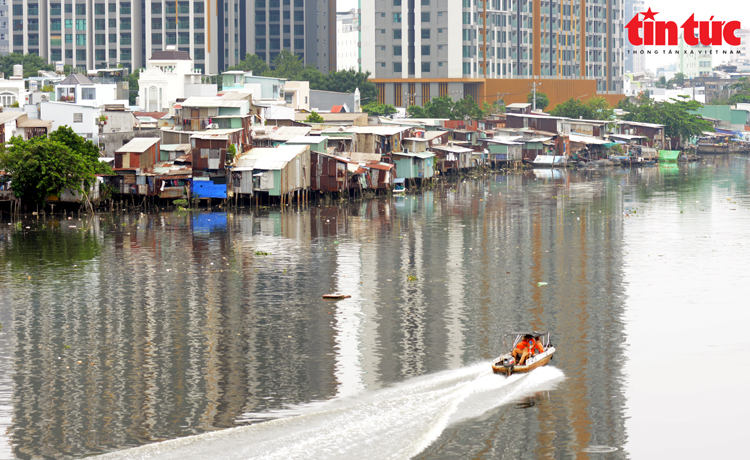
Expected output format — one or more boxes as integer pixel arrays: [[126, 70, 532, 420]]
[[55, 73, 129, 108], [0, 73, 27, 108], [138, 48, 217, 113], [40, 101, 100, 143]]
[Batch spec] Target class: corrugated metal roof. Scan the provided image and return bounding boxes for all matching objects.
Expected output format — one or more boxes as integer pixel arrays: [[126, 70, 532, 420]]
[[181, 96, 247, 108], [0, 112, 25, 124], [116, 137, 160, 153], [253, 126, 312, 141], [17, 118, 52, 128], [347, 126, 410, 135], [616, 120, 664, 128], [286, 135, 329, 144], [568, 134, 611, 145], [431, 144, 473, 153], [160, 143, 192, 151], [348, 152, 382, 163], [234, 145, 308, 170]]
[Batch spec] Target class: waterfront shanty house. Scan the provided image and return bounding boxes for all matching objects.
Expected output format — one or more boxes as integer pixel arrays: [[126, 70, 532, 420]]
[[480, 138, 523, 167], [361, 162, 396, 191], [518, 137, 553, 162], [232, 145, 311, 205], [563, 118, 609, 138], [159, 144, 192, 161], [190, 129, 244, 199], [176, 94, 250, 132], [449, 129, 476, 146], [286, 135, 329, 154], [149, 161, 192, 200], [113, 138, 161, 195], [429, 144, 474, 173], [394, 136, 436, 182], [505, 113, 563, 136], [310, 151, 349, 193], [615, 121, 665, 148], [251, 126, 312, 147], [347, 126, 410, 155]]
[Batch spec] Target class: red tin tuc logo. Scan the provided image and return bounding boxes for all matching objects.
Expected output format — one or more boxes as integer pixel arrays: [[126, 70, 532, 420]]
[[625, 8, 741, 46]]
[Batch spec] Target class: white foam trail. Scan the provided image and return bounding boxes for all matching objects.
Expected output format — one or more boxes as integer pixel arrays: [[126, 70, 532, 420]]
[[93, 364, 565, 460]]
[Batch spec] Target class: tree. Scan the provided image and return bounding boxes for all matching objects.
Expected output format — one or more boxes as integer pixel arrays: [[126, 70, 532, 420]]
[[728, 77, 750, 104], [0, 127, 111, 206], [268, 50, 307, 80], [128, 68, 140, 105], [621, 94, 713, 145], [528, 91, 549, 111], [550, 96, 614, 120], [406, 105, 428, 118], [325, 69, 378, 105], [226, 53, 270, 75], [362, 102, 397, 117], [0, 53, 55, 78], [304, 111, 325, 123]]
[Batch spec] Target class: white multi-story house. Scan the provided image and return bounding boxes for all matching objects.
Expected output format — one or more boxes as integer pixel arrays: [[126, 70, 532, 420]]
[[137, 48, 217, 112]]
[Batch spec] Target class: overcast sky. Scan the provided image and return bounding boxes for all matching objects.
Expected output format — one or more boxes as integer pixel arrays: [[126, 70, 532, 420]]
[[335, 1, 747, 73]]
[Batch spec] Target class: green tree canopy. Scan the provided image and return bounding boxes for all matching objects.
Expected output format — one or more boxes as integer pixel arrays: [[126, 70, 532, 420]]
[[227, 53, 271, 75], [406, 95, 489, 120], [304, 111, 325, 123], [0, 53, 55, 78], [527, 91, 549, 111], [324, 69, 378, 105], [550, 96, 614, 120], [0, 127, 111, 206], [618, 93, 714, 142], [128, 68, 140, 105], [363, 102, 397, 117]]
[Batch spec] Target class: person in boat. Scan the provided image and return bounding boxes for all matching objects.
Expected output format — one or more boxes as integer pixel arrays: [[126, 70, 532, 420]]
[[512, 334, 545, 366]]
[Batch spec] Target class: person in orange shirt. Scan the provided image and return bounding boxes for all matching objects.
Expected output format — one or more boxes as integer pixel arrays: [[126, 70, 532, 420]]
[[512, 335, 545, 366]]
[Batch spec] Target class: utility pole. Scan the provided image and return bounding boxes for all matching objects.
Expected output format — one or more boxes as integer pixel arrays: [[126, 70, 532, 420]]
[[531, 81, 541, 111]]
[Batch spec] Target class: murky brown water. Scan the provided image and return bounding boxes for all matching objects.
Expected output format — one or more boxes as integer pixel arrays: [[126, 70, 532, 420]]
[[1, 157, 749, 459]]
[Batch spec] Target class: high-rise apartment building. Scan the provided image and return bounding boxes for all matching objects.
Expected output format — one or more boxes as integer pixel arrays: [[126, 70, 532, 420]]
[[0, 1, 9, 55], [361, 0, 624, 106], [623, 0, 644, 75], [677, 32, 711, 79], [337, 9, 359, 71], [9, 0, 335, 75]]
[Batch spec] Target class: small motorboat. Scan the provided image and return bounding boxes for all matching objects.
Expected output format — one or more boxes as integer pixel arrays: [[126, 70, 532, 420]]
[[322, 293, 351, 299], [491, 331, 556, 376], [393, 178, 406, 195]]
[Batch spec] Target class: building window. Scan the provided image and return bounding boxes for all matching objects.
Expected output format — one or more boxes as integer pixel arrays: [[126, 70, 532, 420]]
[[393, 13, 402, 23], [152, 2, 162, 14], [95, 4, 105, 15], [120, 2, 131, 14], [394, 62, 402, 72], [422, 46, 430, 56], [95, 34, 105, 45], [194, 2, 204, 14], [152, 18, 162, 29], [73, 113, 83, 123], [76, 19, 86, 31], [95, 19, 105, 30], [152, 33, 162, 44], [393, 46, 402, 56], [422, 62, 430, 72], [75, 4, 85, 15], [109, 34, 117, 43], [50, 3, 61, 15], [421, 12, 430, 22], [76, 34, 86, 46], [76, 49, 85, 61], [194, 33, 205, 45], [82, 88, 96, 100], [421, 29, 430, 40], [394, 29, 402, 40]]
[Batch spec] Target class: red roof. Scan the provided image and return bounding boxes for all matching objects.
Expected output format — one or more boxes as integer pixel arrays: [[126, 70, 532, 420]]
[[134, 111, 169, 119], [331, 105, 344, 113]]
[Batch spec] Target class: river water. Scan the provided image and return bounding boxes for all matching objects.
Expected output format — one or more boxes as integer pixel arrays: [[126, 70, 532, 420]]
[[0, 157, 749, 459]]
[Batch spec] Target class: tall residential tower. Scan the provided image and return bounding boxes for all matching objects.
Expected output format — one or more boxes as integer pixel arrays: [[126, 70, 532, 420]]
[[9, 0, 335, 74]]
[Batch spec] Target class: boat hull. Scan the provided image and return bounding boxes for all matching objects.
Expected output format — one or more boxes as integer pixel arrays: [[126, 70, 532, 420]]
[[491, 347, 555, 376]]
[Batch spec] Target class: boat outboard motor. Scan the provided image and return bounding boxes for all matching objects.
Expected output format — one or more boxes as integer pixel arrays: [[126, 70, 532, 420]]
[[502, 356, 514, 367]]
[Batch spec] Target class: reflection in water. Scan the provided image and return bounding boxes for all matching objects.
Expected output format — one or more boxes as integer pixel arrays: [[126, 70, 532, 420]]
[[1, 158, 748, 459]]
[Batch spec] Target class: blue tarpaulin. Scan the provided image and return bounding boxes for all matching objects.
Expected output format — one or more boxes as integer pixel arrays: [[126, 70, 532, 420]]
[[192, 180, 227, 199]]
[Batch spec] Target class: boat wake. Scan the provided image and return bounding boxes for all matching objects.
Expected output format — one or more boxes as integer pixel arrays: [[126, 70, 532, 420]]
[[94, 364, 565, 460]]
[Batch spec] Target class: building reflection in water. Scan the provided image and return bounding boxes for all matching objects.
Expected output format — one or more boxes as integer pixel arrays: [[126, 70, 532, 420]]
[[0, 169, 635, 459]]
